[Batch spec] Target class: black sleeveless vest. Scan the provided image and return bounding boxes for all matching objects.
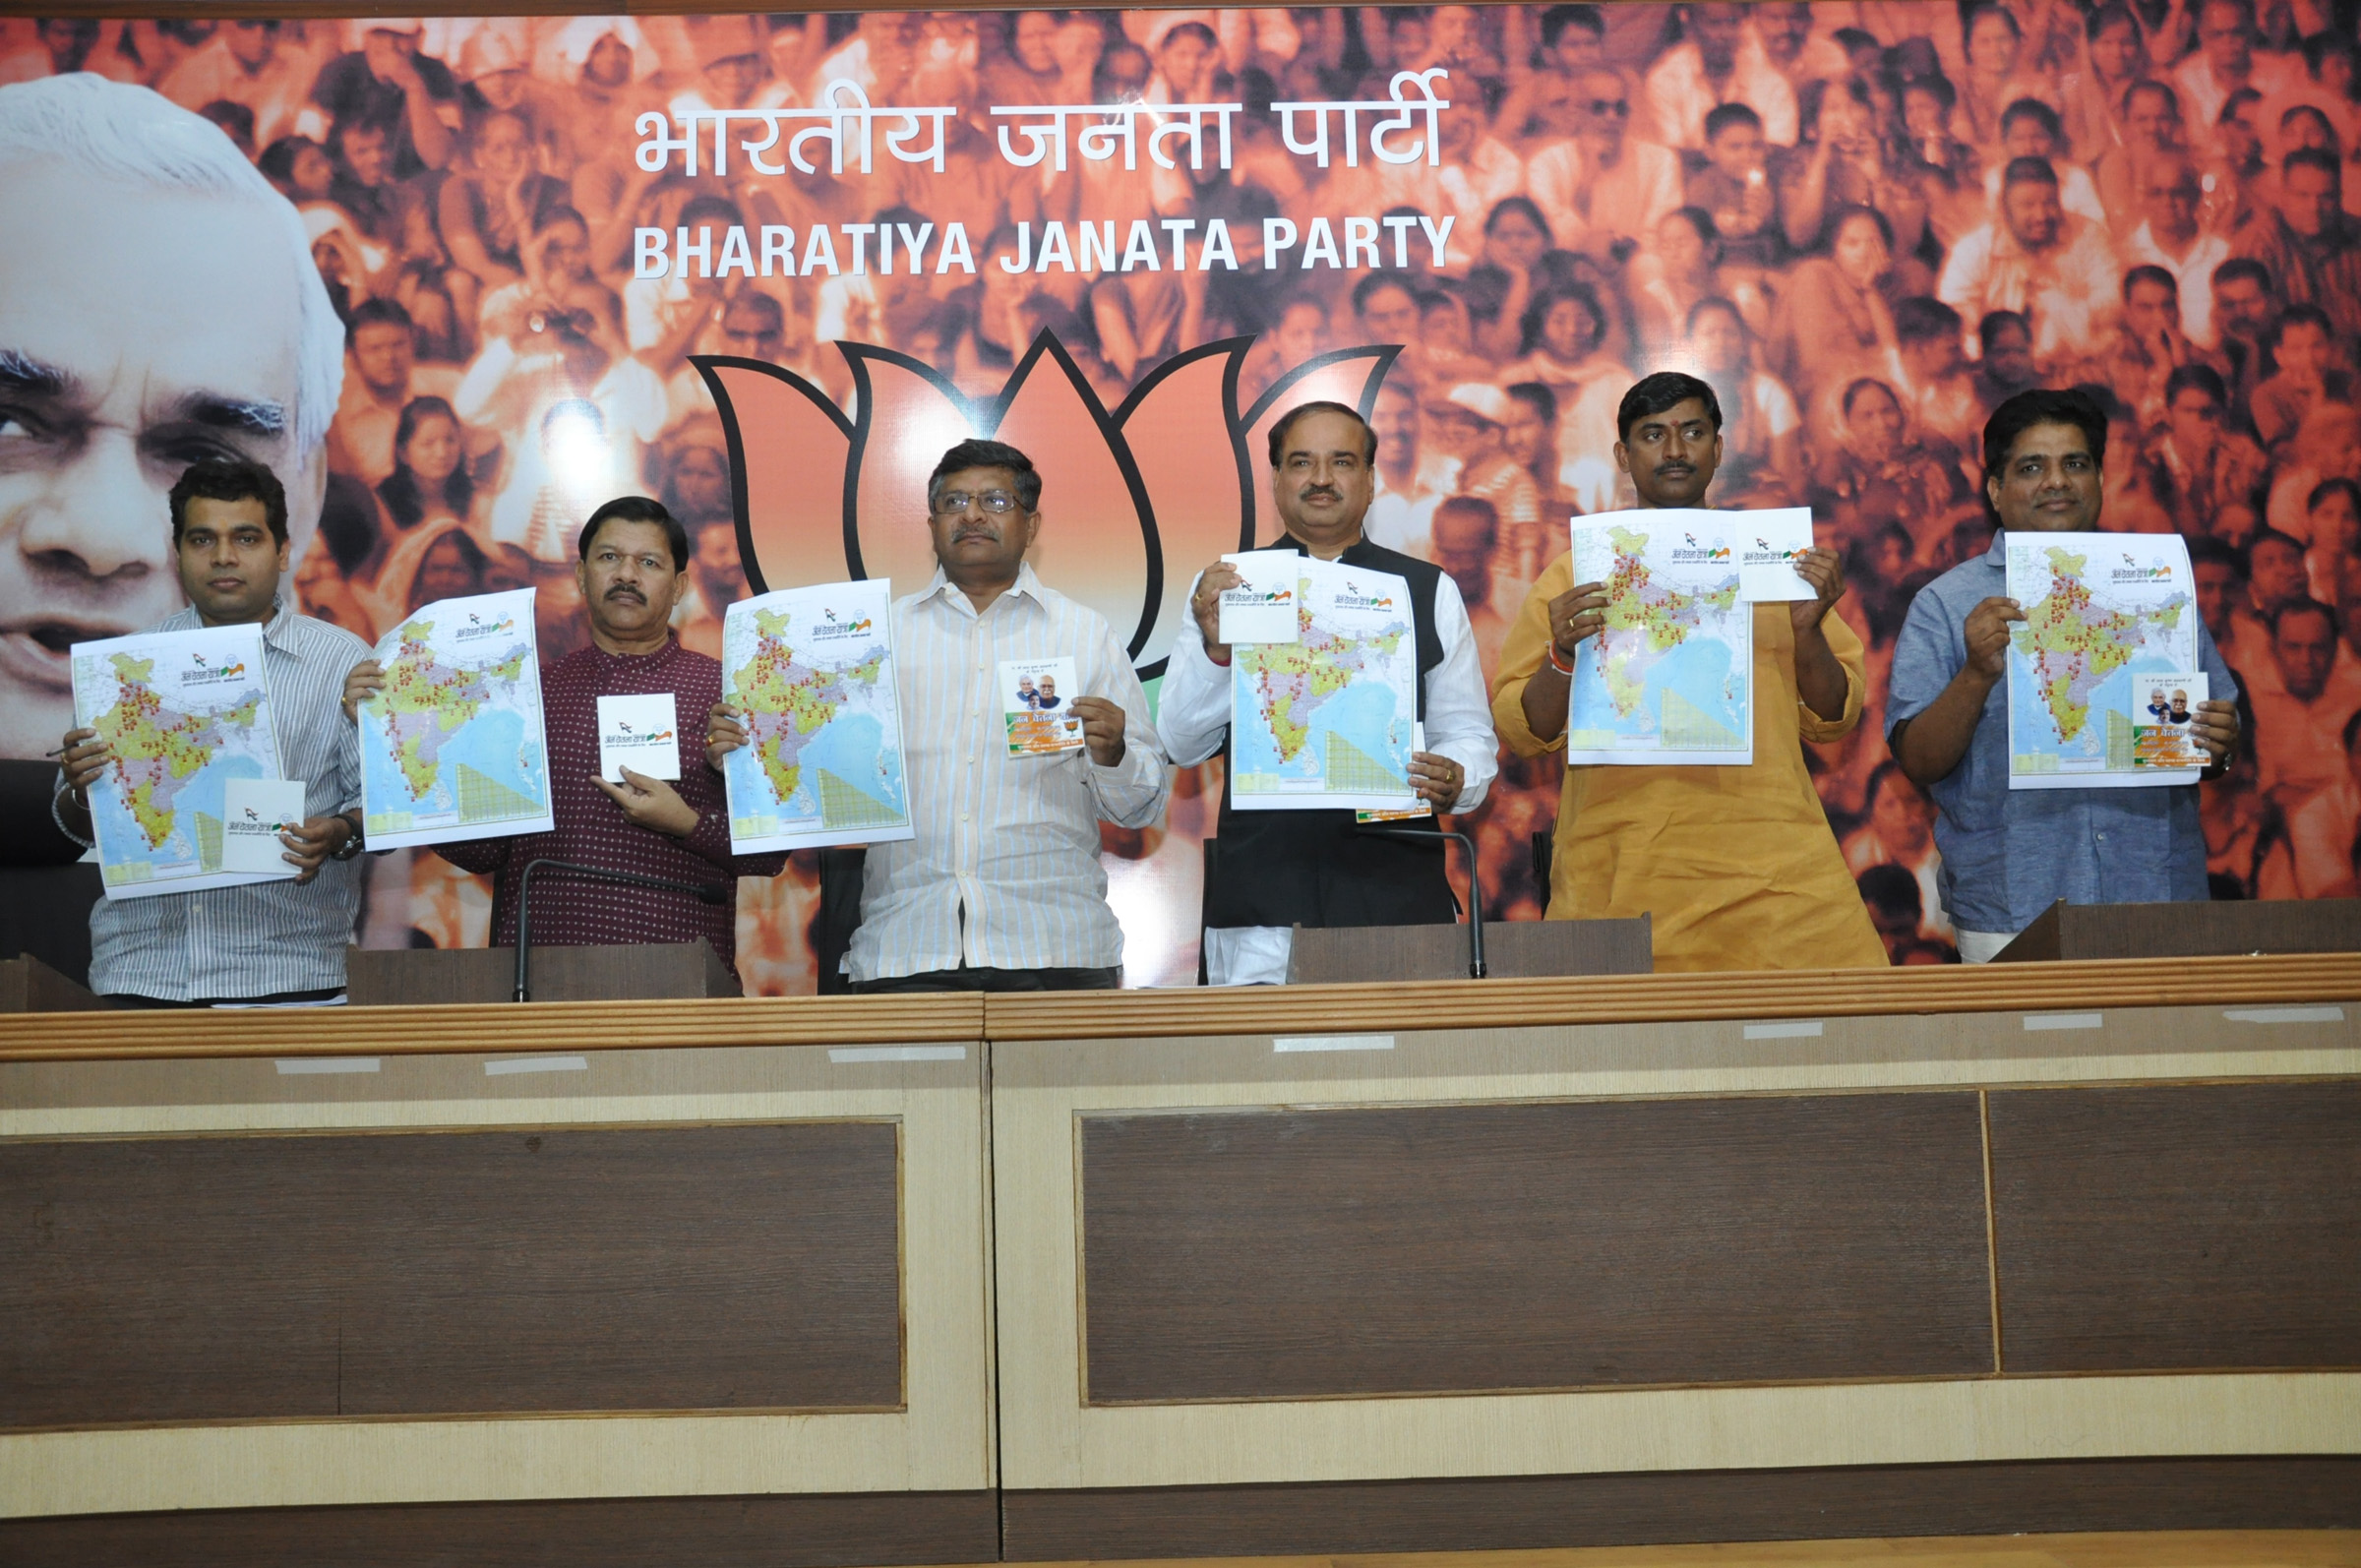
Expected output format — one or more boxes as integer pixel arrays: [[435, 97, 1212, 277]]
[[1203, 536, 1456, 931]]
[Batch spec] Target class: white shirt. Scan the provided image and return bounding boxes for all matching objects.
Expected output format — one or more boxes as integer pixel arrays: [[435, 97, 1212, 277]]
[[1157, 544, 1499, 984], [1643, 34, 1800, 149], [846, 564, 1170, 982], [2124, 220, 2233, 348]]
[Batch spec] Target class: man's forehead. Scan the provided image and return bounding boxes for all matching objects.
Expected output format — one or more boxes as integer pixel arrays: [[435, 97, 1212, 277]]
[[590, 518, 674, 551], [1633, 397, 1714, 430], [2004, 420, 2094, 460], [0, 168, 303, 430], [939, 464, 1024, 493]]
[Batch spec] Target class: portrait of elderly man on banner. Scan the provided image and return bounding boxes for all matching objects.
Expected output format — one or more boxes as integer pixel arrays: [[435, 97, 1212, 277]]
[[4, 0, 2356, 989]]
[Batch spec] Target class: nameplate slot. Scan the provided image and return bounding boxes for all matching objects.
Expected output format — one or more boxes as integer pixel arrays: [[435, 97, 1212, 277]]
[[2023, 1013, 2104, 1032], [275, 1057, 380, 1075], [2222, 1006, 2346, 1024], [1743, 1020, 1824, 1040], [1274, 1034, 1395, 1054], [829, 1046, 968, 1063], [484, 1055, 589, 1076]]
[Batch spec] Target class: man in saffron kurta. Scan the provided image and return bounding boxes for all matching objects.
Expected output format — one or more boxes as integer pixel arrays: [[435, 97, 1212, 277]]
[[1491, 373, 1887, 972]]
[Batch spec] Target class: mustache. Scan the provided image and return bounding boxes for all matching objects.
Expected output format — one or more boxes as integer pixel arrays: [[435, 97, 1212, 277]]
[[1299, 485, 1342, 503], [603, 584, 645, 600], [953, 524, 1000, 543]]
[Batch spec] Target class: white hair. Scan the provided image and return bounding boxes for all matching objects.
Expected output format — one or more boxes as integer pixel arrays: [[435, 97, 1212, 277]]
[[0, 73, 344, 454]]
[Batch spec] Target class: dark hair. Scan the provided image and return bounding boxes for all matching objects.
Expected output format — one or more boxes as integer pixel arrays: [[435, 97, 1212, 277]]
[[1617, 372, 1722, 442], [1818, 202, 1893, 255], [2270, 302, 2334, 348], [1504, 380, 1558, 423], [1895, 295, 1962, 343], [1520, 279, 1606, 356], [1977, 309, 2032, 350], [2212, 256, 2272, 292], [2220, 85, 2264, 122], [2000, 97, 2063, 142], [2002, 154, 2060, 190], [2284, 145, 2342, 180], [2270, 596, 2335, 637], [2248, 525, 2305, 562], [2308, 477, 2361, 514], [1904, 73, 1957, 111], [1856, 863, 1923, 922], [1981, 388, 2107, 483], [1967, 1, 2023, 39], [1352, 271, 1419, 318], [929, 438, 1042, 512], [1432, 493, 1500, 538], [1664, 206, 1721, 251], [1267, 400, 1378, 466], [578, 495, 689, 571], [1686, 294, 1746, 332], [2086, 2, 2141, 40], [1704, 101, 1762, 141], [2188, 533, 2243, 574], [345, 295, 414, 347], [2123, 264, 2178, 301], [1161, 20, 1217, 50], [1483, 194, 1551, 242], [378, 396, 472, 531], [1540, 3, 1605, 45], [409, 526, 488, 601], [170, 456, 289, 545], [2124, 79, 2181, 118], [1843, 376, 1900, 417], [256, 135, 326, 188], [2165, 363, 2229, 405], [197, 98, 255, 147]]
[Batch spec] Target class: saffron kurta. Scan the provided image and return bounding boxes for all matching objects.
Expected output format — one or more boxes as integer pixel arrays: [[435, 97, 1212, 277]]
[[1491, 551, 1888, 973]]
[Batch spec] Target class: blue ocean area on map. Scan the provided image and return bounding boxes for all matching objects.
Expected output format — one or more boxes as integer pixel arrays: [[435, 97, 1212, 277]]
[[363, 706, 542, 813], [1235, 680, 1405, 779], [96, 753, 268, 865], [726, 709, 904, 817], [1574, 637, 1742, 741], [2007, 658, 2175, 755]]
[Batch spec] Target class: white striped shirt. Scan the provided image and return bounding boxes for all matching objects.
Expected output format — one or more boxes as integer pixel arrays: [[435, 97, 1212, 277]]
[[67, 600, 372, 1001], [847, 565, 1169, 982]]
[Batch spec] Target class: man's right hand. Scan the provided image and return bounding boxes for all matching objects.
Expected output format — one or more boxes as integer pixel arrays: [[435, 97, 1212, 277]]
[[59, 727, 112, 803], [341, 660, 386, 723], [706, 701, 749, 770], [1962, 597, 2025, 683], [1545, 580, 1611, 667], [1190, 560, 1244, 664]]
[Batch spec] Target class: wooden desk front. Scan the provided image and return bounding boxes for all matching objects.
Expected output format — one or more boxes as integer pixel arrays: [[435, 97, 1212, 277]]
[[1, 962, 2356, 1562]]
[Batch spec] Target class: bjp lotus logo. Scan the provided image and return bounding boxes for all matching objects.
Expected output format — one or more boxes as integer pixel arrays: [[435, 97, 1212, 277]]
[[697, 333, 1397, 678]]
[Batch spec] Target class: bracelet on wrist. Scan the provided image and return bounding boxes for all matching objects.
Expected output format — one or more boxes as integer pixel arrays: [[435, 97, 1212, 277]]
[[1545, 640, 1575, 676]]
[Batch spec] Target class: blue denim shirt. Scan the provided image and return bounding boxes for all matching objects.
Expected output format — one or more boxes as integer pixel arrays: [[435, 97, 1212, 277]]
[[1886, 533, 2238, 935]]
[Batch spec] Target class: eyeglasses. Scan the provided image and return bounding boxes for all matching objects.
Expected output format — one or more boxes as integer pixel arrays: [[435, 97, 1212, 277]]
[[933, 490, 1022, 515], [1586, 98, 1632, 117]]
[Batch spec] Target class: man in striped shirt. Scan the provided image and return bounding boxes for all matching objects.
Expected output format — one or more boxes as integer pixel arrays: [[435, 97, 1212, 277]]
[[54, 458, 372, 1005], [808, 439, 1168, 991]]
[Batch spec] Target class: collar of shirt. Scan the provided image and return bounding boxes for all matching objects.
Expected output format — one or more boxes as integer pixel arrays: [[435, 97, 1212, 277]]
[[157, 595, 301, 653], [917, 560, 1051, 620], [578, 630, 686, 679]]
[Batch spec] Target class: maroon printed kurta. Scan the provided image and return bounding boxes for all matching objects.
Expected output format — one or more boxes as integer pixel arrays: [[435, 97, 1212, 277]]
[[437, 635, 784, 974]]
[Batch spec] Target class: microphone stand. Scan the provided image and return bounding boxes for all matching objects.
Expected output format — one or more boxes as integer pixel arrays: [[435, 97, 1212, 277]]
[[1355, 824, 1486, 979], [514, 859, 730, 1002]]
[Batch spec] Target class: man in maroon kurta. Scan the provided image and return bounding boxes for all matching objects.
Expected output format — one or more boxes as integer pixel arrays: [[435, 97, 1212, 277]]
[[352, 496, 781, 975]]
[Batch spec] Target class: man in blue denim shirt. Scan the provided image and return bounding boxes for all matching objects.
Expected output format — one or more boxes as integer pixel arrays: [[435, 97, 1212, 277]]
[[1887, 390, 2243, 961]]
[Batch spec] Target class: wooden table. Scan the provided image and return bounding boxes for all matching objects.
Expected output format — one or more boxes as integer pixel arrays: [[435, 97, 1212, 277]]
[[3, 959, 2356, 1564]]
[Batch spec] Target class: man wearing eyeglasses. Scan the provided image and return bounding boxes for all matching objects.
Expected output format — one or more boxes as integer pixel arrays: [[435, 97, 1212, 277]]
[[1527, 66, 1682, 265], [832, 439, 1169, 992]]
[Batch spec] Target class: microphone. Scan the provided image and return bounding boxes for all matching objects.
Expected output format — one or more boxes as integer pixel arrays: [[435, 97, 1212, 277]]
[[514, 858, 730, 1002], [1355, 824, 1486, 980]]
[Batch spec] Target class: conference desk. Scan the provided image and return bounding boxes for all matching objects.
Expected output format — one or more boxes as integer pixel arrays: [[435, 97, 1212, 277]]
[[2, 958, 2356, 1563]]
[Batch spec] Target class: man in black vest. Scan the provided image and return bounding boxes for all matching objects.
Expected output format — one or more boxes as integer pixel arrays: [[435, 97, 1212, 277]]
[[1159, 400, 1499, 984]]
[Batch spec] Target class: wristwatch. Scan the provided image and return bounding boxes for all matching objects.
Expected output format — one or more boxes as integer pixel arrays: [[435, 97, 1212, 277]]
[[329, 810, 366, 862]]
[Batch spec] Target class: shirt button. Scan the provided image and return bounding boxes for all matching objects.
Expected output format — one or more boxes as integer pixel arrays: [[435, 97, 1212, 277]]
[[960, 812, 970, 822]]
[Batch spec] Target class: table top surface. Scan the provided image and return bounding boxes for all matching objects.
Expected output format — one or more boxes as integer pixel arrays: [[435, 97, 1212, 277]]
[[3, 951, 2358, 1062]]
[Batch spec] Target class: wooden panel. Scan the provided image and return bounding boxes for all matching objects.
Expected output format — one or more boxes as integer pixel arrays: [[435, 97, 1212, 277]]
[[0, 1121, 902, 1429], [980, 953, 2361, 1043], [1080, 1094, 1992, 1401], [1989, 1080, 2361, 1373], [1286, 918, 1652, 984], [347, 942, 741, 1004], [0, 957, 110, 1014], [1995, 899, 2361, 962], [0, 1489, 999, 1567], [0, 992, 984, 1062], [1000, 1459, 2361, 1560]]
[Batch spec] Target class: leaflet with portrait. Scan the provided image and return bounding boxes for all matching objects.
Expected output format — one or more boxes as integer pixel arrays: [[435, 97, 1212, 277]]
[[2004, 532, 2202, 790], [1002, 656, 1086, 755]]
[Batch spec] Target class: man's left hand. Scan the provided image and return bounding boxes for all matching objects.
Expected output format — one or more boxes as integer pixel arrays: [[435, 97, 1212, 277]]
[[705, 701, 748, 769], [1070, 695, 1125, 767], [592, 769, 700, 837], [2191, 697, 2239, 766], [278, 814, 352, 885], [1789, 545, 1846, 632], [1409, 751, 1464, 810]]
